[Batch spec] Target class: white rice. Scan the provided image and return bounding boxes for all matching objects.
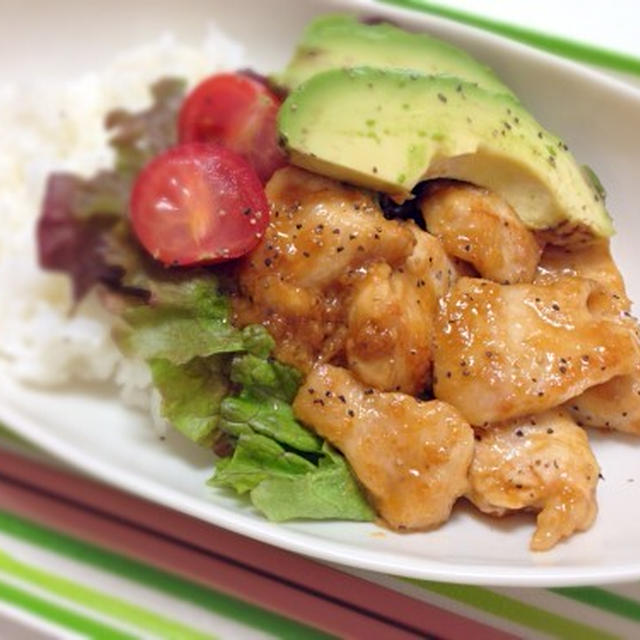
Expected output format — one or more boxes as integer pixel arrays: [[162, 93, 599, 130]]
[[0, 27, 245, 431]]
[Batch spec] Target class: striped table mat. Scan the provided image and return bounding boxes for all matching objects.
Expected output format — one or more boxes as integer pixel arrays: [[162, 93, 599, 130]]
[[3, 2, 640, 639], [1, 436, 640, 640], [378, 0, 640, 76]]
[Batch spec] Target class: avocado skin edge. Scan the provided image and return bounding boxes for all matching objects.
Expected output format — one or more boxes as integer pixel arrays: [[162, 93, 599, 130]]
[[274, 13, 514, 97]]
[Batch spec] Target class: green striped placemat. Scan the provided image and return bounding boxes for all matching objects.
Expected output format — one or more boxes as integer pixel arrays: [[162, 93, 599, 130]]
[[0, 509, 330, 640], [378, 0, 640, 77], [2, 494, 640, 639]]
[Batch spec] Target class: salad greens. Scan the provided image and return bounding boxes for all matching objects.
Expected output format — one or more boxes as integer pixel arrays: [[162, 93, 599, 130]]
[[37, 77, 373, 523], [149, 356, 229, 446], [220, 389, 322, 452], [214, 438, 374, 522], [115, 284, 246, 365]]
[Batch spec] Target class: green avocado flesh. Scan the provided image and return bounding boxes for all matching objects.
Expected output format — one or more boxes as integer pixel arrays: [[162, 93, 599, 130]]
[[278, 68, 613, 237], [274, 14, 514, 97]]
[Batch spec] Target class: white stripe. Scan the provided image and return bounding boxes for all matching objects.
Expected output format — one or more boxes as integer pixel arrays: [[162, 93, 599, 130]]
[[492, 586, 640, 639], [0, 532, 276, 640], [602, 581, 640, 601], [0, 598, 82, 640], [0, 570, 142, 638], [407, 0, 640, 59]]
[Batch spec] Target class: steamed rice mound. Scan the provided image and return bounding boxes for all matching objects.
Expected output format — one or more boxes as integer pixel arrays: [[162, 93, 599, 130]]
[[0, 28, 244, 423]]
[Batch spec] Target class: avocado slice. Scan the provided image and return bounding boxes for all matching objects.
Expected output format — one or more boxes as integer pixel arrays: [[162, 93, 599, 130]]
[[274, 14, 514, 97], [278, 68, 613, 237]]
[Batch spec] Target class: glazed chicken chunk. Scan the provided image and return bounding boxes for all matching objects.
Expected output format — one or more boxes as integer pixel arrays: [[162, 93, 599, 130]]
[[234, 166, 461, 395], [534, 240, 632, 315], [257, 167, 414, 289], [434, 276, 640, 425], [345, 226, 458, 394], [345, 261, 435, 394], [420, 180, 542, 284], [233, 166, 415, 371], [467, 409, 599, 551], [405, 224, 462, 300], [566, 374, 640, 434], [535, 241, 640, 434], [293, 365, 474, 530]]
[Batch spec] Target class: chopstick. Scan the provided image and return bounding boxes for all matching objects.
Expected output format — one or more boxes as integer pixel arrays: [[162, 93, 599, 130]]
[[0, 447, 513, 639]]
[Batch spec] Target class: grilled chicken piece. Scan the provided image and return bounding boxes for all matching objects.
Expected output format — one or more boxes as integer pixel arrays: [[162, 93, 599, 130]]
[[405, 224, 462, 300], [233, 166, 415, 371], [566, 374, 640, 434], [293, 365, 474, 530], [345, 261, 435, 394], [252, 166, 414, 289], [345, 226, 458, 394], [535, 241, 640, 434], [434, 277, 640, 425], [420, 181, 542, 284], [467, 409, 599, 551], [535, 241, 631, 313]]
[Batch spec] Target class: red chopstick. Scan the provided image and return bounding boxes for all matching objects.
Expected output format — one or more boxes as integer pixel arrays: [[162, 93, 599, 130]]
[[0, 447, 514, 639]]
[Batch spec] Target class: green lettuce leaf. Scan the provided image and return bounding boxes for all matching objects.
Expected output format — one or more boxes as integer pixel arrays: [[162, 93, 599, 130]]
[[212, 339, 373, 521], [149, 356, 230, 445], [219, 390, 322, 453], [117, 306, 244, 365], [239, 324, 276, 359], [212, 439, 374, 522], [230, 353, 302, 403], [210, 433, 315, 494], [114, 272, 252, 364], [251, 466, 374, 522], [143, 272, 232, 314]]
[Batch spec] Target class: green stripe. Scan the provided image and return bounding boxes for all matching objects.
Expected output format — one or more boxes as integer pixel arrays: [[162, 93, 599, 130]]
[[379, 0, 640, 76], [0, 576, 136, 639], [0, 510, 332, 640], [0, 423, 31, 449], [0, 548, 214, 640], [553, 586, 640, 623], [405, 579, 617, 640]]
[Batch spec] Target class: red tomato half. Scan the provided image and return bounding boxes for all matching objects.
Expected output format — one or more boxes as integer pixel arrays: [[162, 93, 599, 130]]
[[178, 73, 287, 183], [130, 143, 269, 266]]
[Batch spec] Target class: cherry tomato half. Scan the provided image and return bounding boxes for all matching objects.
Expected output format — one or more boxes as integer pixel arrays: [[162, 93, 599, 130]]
[[178, 73, 287, 183], [130, 142, 269, 266]]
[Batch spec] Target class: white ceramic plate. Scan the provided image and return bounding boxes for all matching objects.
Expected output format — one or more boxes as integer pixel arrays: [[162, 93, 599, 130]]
[[3, 0, 640, 586]]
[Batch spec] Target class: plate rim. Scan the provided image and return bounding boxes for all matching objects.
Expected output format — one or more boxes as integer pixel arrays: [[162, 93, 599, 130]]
[[3, 0, 640, 587], [2, 391, 640, 588]]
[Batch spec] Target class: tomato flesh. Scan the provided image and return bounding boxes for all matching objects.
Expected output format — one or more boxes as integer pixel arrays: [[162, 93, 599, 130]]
[[178, 73, 287, 183], [130, 143, 269, 266]]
